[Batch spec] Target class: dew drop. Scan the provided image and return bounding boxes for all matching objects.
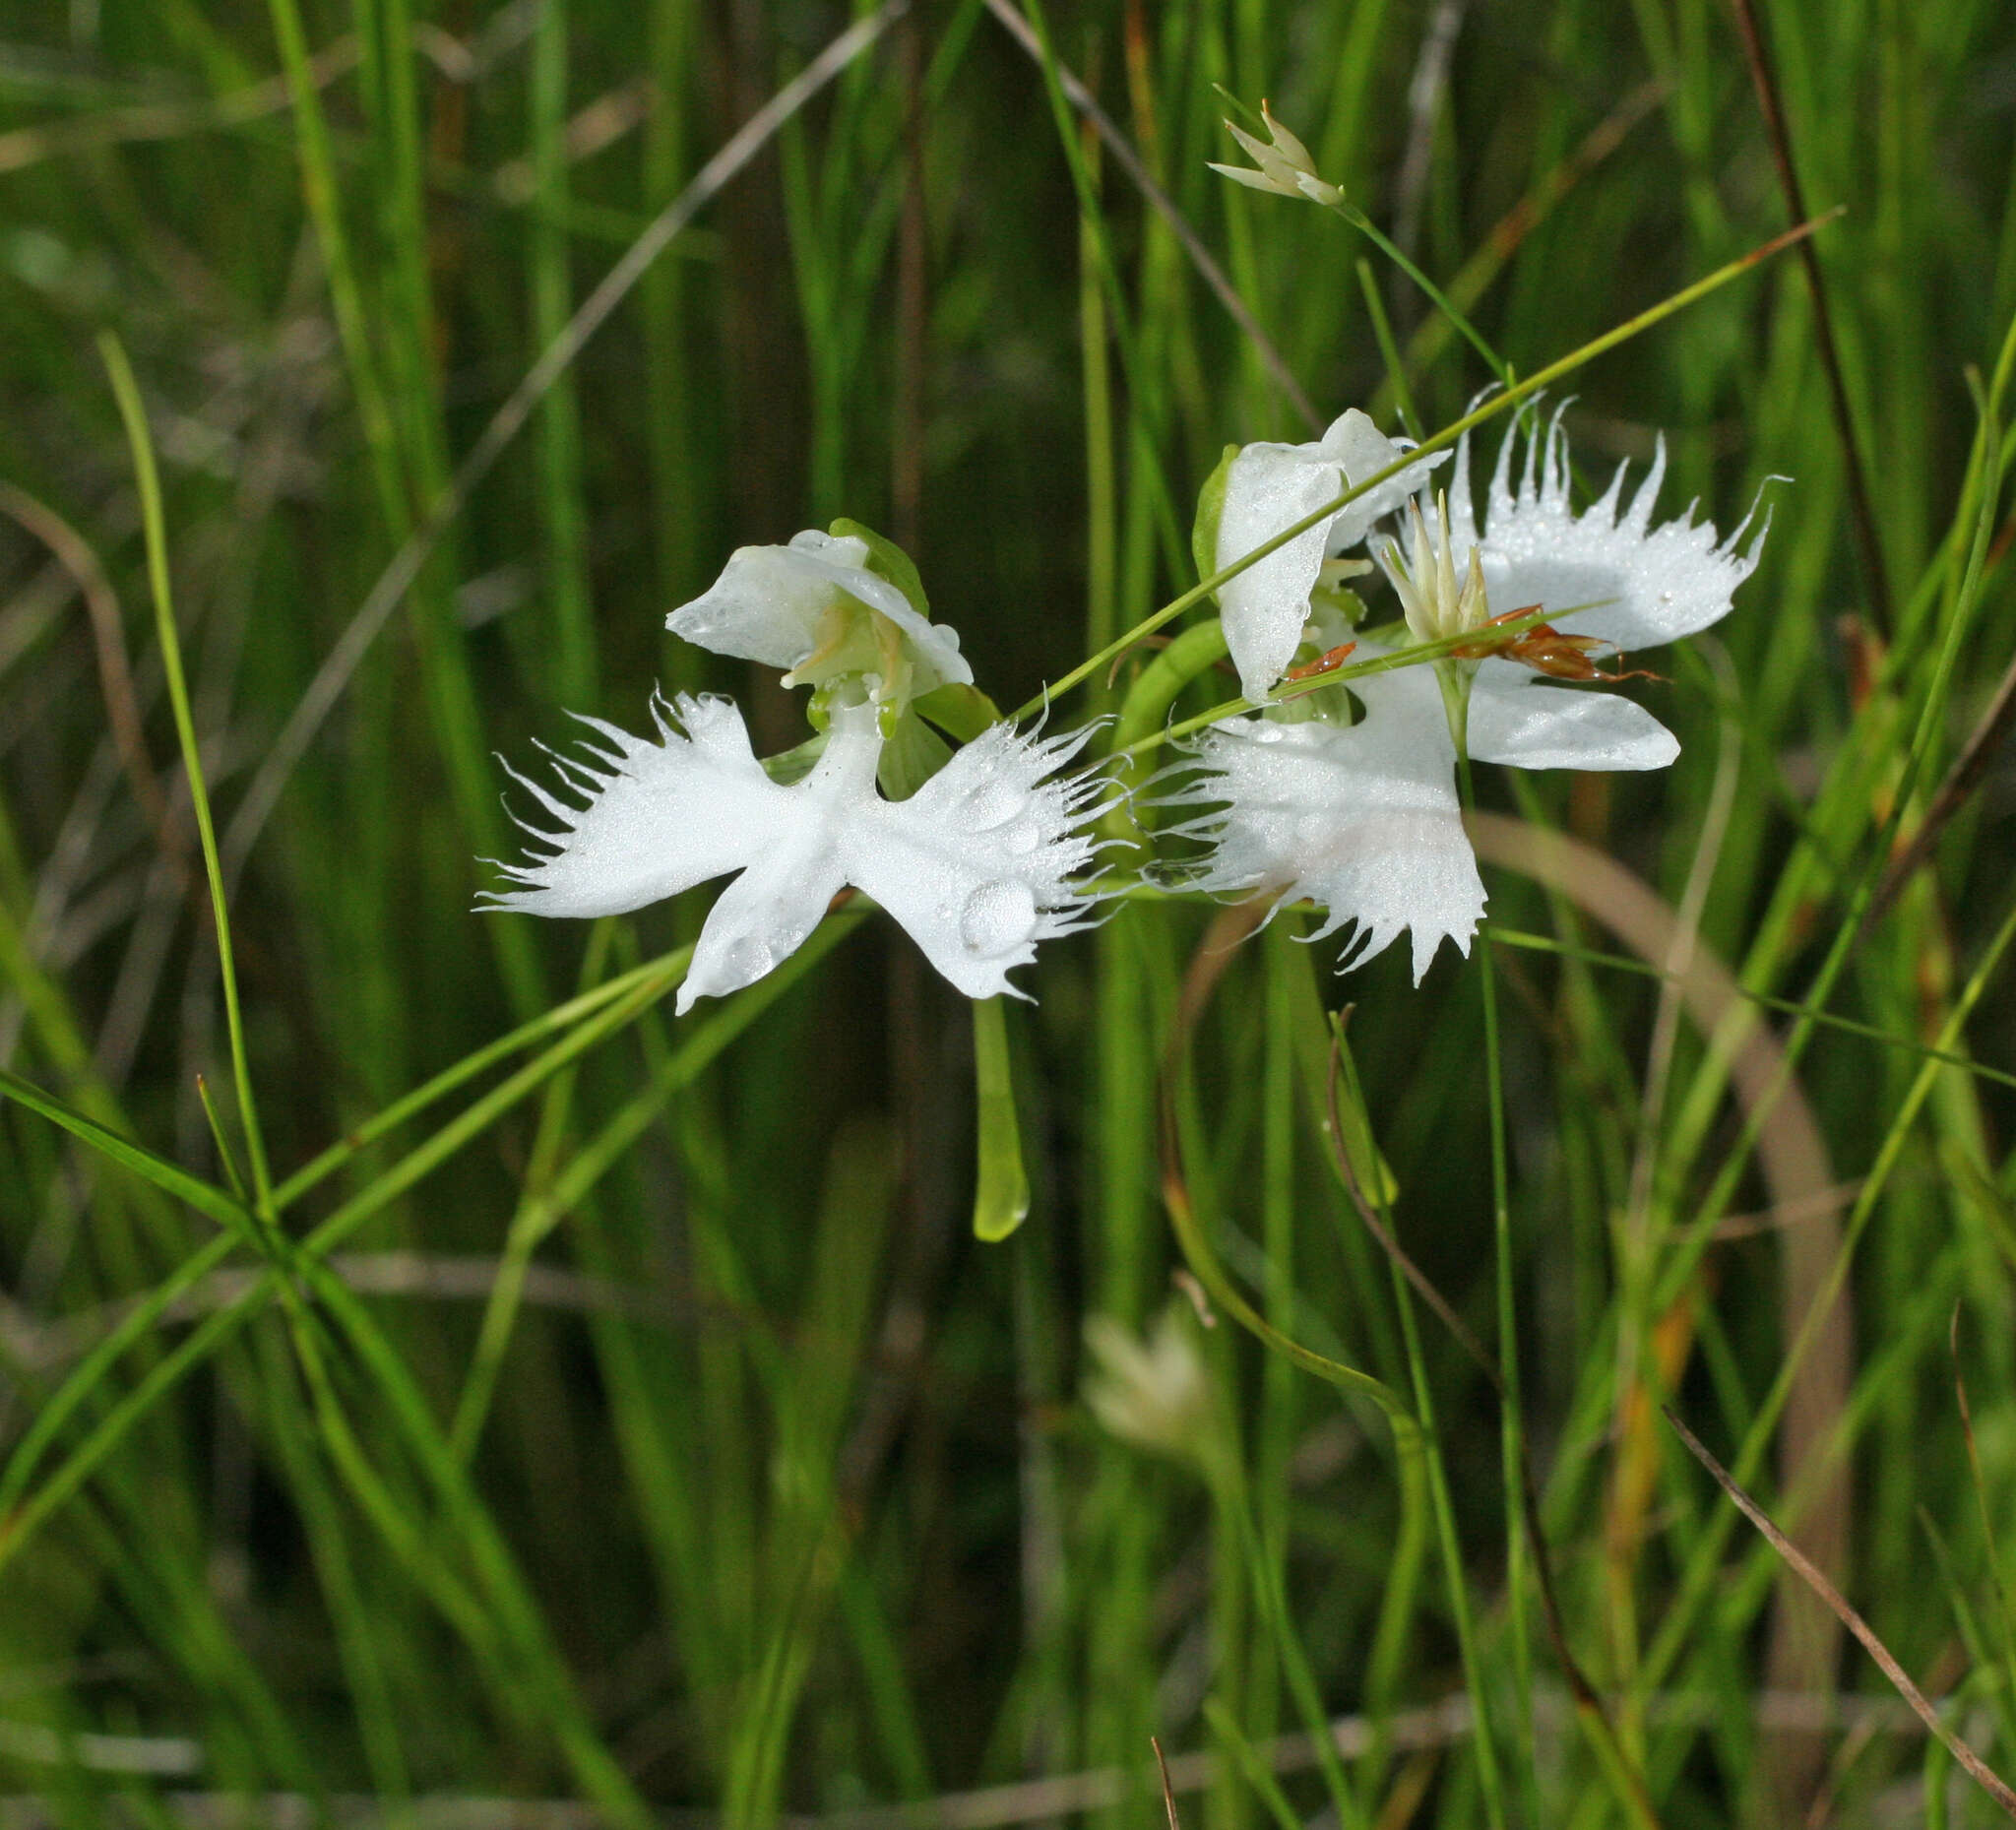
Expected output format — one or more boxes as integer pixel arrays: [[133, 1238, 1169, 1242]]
[[960, 879, 1039, 957], [964, 778, 1028, 831], [722, 933, 776, 982]]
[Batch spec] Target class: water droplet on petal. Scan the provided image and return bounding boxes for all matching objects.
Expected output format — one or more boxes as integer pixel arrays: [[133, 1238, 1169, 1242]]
[[965, 778, 1028, 831], [960, 879, 1039, 957], [723, 933, 776, 982]]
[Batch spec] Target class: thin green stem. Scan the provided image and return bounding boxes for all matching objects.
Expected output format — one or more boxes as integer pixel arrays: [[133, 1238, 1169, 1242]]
[[1356, 256, 1423, 439], [1453, 722, 1537, 1821], [1335, 200, 1515, 389], [1116, 605, 1559, 760]]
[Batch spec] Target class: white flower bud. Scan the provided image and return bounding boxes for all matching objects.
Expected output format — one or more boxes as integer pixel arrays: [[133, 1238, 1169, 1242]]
[[1208, 101, 1343, 208]]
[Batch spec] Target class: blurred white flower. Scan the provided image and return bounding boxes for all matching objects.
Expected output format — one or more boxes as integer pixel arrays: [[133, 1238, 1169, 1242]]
[[667, 529, 972, 708], [1169, 408, 1770, 982], [1208, 101, 1343, 207], [1083, 1303, 1217, 1469], [485, 693, 1110, 1012], [1212, 409, 1448, 703]]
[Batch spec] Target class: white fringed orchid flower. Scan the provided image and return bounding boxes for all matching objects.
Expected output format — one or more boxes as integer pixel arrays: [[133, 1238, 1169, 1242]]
[[1211, 410, 1449, 702], [485, 693, 1110, 1012], [1170, 408, 1769, 982], [667, 528, 972, 709]]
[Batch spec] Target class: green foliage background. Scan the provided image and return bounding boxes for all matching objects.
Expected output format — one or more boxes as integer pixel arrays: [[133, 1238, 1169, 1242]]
[[2, 0, 2016, 1823]]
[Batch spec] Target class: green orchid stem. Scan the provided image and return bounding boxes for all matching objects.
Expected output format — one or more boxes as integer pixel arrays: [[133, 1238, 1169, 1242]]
[[1330, 1037, 1508, 1830], [1016, 209, 1836, 729], [1115, 607, 1556, 765], [1450, 696, 1540, 1823], [1333, 201, 1514, 390], [1113, 618, 1230, 753]]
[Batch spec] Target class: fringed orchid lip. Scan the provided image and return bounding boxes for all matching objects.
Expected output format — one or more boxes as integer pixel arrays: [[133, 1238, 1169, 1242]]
[[482, 693, 1118, 1012], [1425, 399, 1773, 656]]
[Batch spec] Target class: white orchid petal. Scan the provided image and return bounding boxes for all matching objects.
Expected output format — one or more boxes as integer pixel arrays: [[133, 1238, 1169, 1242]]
[[781, 531, 912, 621], [482, 693, 781, 918], [680, 841, 849, 1014], [1216, 440, 1351, 701], [1321, 409, 1445, 549], [672, 705, 880, 1012], [1169, 665, 1482, 985], [783, 532, 974, 688], [1459, 408, 1765, 652], [1215, 409, 1445, 701], [845, 720, 1109, 1001], [666, 546, 837, 670], [1208, 160, 1291, 195], [667, 530, 973, 690], [1467, 666, 1680, 772]]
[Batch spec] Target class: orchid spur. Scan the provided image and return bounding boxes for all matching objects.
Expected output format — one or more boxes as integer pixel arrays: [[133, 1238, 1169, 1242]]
[[1170, 405, 1771, 982]]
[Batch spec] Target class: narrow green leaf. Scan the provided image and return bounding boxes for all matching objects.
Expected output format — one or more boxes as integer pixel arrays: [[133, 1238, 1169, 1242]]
[[0, 1066, 245, 1231], [100, 332, 273, 1205]]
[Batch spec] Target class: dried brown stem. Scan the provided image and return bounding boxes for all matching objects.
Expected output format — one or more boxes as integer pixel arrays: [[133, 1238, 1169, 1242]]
[[1152, 1737, 1181, 1830], [1665, 1404, 2016, 1818], [1727, 0, 1893, 633], [0, 482, 176, 867]]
